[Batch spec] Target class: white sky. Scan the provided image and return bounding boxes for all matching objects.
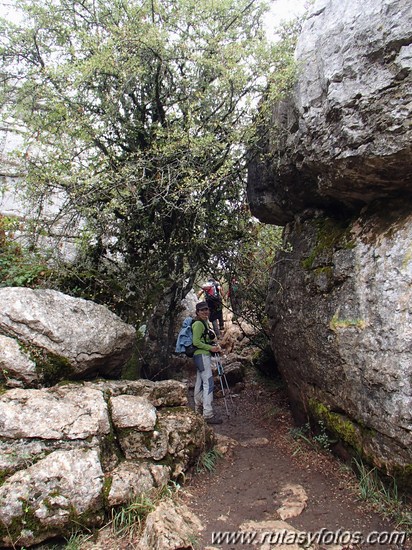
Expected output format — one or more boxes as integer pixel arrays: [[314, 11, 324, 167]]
[[265, 0, 309, 39], [268, 0, 309, 20]]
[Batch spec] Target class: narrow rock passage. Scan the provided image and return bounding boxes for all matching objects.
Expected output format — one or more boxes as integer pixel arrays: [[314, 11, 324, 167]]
[[182, 375, 410, 550]]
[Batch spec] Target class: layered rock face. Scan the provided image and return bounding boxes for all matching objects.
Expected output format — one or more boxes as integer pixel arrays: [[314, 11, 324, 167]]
[[0, 288, 211, 547], [247, 0, 412, 483], [0, 380, 207, 547], [248, 0, 412, 224]]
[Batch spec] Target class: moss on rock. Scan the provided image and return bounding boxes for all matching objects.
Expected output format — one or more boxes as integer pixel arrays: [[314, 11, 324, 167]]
[[22, 343, 76, 386], [301, 217, 354, 271], [308, 398, 373, 455], [0, 499, 42, 548]]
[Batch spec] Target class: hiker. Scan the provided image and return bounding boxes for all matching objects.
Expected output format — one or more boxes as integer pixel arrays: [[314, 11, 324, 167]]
[[198, 278, 224, 337], [193, 301, 223, 425]]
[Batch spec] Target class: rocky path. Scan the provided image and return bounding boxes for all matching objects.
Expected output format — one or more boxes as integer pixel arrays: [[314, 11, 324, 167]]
[[182, 373, 411, 550]]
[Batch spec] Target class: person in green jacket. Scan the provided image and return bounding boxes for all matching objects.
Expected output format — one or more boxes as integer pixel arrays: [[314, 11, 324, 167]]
[[193, 301, 223, 424]]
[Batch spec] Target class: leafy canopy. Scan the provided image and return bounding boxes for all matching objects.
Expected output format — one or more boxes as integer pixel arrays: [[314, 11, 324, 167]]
[[0, 0, 299, 322]]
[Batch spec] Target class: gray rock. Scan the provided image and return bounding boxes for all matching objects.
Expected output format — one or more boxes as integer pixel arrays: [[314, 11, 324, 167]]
[[246, 0, 412, 482], [266, 209, 412, 473], [0, 449, 104, 547], [0, 380, 211, 547], [179, 290, 198, 321], [83, 378, 188, 407], [0, 438, 101, 479], [0, 334, 38, 388], [137, 498, 203, 550], [110, 395, 157, 431], [118, 408, 208, 477], [0, 385, 110, 440], [215, 360, 243, 386], [247, 0, 412, 224], [108, 462, 170, 506], [0, 287, 136, 384]]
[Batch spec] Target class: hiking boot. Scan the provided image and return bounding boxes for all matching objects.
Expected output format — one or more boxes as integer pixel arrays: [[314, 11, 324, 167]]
[[205, 415, 223, 425]]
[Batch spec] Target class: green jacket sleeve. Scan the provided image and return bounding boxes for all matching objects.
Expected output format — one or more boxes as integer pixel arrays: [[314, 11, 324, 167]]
[[192, 320, 213, 351]]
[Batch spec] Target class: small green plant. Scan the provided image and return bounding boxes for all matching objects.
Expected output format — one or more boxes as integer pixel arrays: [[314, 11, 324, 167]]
[[289, 421, 335, 453], [63, 531, 90, 549], [354, 458, 412, 533], [111, 493, 155, 539], [196, 447, 222, 473], [186, 532, 200, 548], [289, 423, 311, 442], [0, 215, 51, 288], [312, 420, 336, 451], [289, 424, 316, 456], [110, 482, 179, 540]]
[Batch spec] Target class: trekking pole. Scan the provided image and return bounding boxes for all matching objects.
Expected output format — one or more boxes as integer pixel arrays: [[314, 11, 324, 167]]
[[215, 354, 234, 415]]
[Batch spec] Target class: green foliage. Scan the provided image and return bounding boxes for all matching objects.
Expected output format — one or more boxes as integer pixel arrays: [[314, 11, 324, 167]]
[[196, 447, 222, 473], [110, 482, 178, 539], [0, 215, 51, 288], [45, 250, 139, 320], [289, 423, 312, 444], [258, 17, 304, 121], [289, 420, 336, 454], [63, 531, 91, 549], [312, 420, 336, 451], [200, 222, 285, 348], [0, 0, 302, 328], [353, 458, 412, 533], [111, 493, 156, 539]]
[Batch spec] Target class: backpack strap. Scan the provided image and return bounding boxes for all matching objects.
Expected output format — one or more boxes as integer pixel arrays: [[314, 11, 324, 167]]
[[199, 319, 209, 342]]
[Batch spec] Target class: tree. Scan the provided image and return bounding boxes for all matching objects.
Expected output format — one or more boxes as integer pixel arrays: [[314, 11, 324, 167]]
[[195, 220, 285, 347], [0, 0, 300, 373]]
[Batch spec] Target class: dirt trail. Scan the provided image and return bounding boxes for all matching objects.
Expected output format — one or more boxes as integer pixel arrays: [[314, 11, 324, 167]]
[[182, 372, 411, 550]]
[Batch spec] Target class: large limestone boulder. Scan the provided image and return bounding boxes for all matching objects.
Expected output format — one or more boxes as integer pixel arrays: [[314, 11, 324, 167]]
[[267, 207, 412, 481], [247, 0, 412, 224], [246, 0, 412, 486], [0, 287, 136, 386], [0, 380, 212, 548], [83, 378, 188, 406]]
